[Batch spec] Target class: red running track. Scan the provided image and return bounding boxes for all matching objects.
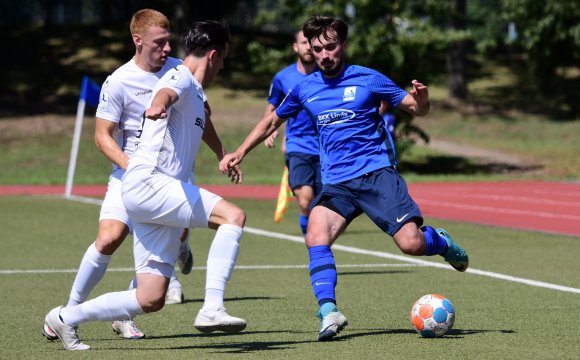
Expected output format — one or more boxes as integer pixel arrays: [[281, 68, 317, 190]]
[[1, 181, 578, 237]]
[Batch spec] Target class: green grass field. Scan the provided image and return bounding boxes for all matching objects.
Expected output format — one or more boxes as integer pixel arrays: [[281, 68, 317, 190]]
[[1, 196, 578, 359]]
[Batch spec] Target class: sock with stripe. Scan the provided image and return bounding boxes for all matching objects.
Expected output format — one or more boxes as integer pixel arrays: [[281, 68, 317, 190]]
[[308, 245, 337, 308]]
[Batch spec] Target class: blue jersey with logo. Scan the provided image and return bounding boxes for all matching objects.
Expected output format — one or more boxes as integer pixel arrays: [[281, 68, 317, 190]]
[[268, 63, 318, 155], [276, 64, 407, 184]]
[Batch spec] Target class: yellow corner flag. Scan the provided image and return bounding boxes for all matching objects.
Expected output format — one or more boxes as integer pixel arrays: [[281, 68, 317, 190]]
[[274, 166, 293, 223]]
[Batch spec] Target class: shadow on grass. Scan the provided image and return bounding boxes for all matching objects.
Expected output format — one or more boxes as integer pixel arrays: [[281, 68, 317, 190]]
[[338, 270, 413, 276], [95, 327, 517, 352], [182, 295, 280, 305], [340, 327, 516, 341]]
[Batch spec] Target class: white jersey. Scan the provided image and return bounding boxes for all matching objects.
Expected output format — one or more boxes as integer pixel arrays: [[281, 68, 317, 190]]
[[96, 56, 183, 170], [127, 64, 206, 184]]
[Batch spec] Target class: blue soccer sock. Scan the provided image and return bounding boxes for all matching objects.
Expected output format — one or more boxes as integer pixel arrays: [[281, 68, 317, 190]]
[[299, 214, 309, 236], [308, 245, 337, 307], [422, 226, 449, 256]]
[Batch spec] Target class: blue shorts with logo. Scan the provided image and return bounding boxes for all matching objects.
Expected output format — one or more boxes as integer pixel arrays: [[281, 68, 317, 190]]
[[311, 167, 423, 236], [286, 152, 322, 195]]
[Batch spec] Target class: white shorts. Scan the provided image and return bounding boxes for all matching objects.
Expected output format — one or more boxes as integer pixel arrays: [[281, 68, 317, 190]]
[[99, 169, 133, 231], [122, 172, 222, 273]]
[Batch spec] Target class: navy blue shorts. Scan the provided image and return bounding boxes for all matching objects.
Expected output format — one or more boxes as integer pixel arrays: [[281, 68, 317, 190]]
[[311, 167, 423, 236], [286, 152, 322, 195]]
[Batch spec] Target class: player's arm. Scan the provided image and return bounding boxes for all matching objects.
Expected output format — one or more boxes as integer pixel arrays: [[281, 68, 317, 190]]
[[219, 111, 286, 173], [263, 104, 282, 148], [398, 80, 430, 116], [202, 102, 243, 183], [145, 88, 179, 120], [202, 102, 226, 160], [95, 118, 129, 170]]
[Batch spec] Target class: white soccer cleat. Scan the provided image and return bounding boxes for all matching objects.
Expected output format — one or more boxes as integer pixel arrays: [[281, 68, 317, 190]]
[[44, 306, 90, 350], [42, 322, 59, 341], [165, 286, 184, 305], [194, 307, 247, 333], [177, 232, 193, 275], [317, 310, 348, 341], [112, 319, 145, 339]]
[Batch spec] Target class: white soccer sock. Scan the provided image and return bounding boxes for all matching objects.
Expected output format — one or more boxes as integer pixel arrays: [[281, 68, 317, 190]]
[[60, 289, 144, 326], [67, 243, 111, 307], [203, 224, 243, 310]]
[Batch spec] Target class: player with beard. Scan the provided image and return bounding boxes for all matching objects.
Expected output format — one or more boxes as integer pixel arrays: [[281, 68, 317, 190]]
[[263, 30, 320, 236], [220, 15, 469, 342]]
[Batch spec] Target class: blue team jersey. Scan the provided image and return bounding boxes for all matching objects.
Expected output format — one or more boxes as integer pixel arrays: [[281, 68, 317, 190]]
[[268, 63, 318, 155], [276, 64, 407, 184]]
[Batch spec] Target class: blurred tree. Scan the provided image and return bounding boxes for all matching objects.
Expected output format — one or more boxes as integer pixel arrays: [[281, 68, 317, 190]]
[[467, 0, 506, 54], [502, 0, 580, 87], [448, 0, 468, 99]]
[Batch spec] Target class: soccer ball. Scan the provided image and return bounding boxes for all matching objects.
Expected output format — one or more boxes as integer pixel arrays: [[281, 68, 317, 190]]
[[410, 294, 455, 337]]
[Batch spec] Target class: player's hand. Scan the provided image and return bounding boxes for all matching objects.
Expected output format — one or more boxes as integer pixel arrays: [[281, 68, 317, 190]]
[[219, 152, 243, 173], [227, 164, 244, 184], [410, 80, 429, 107], [145, 105, 168, 120], [264, 130, 279, 148]]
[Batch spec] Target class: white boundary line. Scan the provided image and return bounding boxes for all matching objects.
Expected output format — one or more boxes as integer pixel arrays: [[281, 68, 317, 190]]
[[245, 226, 580, 294], [42, 196, 580, 295]]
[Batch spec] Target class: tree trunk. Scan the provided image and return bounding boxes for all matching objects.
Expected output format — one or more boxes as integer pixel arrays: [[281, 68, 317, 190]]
[[448, 0, 468, 100]]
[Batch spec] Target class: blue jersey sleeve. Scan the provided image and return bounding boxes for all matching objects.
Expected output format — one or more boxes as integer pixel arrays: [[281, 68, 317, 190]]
[[275, 83, 303, 120], [367, 71, 408, 109], [267, 74, 286, 107]]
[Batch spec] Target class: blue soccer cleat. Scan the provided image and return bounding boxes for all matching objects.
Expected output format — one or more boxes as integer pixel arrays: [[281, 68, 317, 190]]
[[317, 309, 348, 341], [437, 228, 469, 272]]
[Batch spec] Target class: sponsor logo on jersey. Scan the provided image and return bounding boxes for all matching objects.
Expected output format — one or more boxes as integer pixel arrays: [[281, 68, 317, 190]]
[[135, 89, 152, 96], [316, 109, 355, 126], [343, 86, 356, 101]]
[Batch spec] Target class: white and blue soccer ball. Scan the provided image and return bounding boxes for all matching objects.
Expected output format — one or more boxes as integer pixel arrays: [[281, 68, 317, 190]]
[[410, 294, 455, 337]]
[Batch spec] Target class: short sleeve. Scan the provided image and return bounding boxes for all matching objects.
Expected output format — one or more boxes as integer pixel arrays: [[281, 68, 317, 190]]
[[275, 83, 302, 120], [367, 71, 408, 109], [95, 75, 124, 123]]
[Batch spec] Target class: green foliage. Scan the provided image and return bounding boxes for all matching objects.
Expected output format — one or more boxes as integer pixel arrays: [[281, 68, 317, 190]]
[[467, 0, 507, 53], [247, 41, 293, 75], [502, 0, 580, 87]]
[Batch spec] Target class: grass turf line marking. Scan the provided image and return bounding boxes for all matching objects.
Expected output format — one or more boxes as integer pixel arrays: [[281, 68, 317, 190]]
[[0, 263, 418, 275], [61, 196, 580, 294], [244, 226, 580, 294]]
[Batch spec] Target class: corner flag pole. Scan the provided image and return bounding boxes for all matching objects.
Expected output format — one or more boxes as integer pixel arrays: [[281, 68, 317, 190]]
[[65, 76, 100, 197]]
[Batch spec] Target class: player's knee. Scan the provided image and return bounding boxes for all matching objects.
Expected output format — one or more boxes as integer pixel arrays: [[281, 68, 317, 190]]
[[395, 232, 424, 255], [305, 233, 317, 247], [226, 206, 246, 227], [305, 231, 331, 248], [138, 294, 166, 313], [297, 197, 311, 214], [95, 231, 126, 255]]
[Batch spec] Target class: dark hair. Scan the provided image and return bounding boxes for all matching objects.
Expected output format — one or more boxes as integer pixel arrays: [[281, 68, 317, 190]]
[[302, 15, 348, 43], [184, 21, 230, 57]]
